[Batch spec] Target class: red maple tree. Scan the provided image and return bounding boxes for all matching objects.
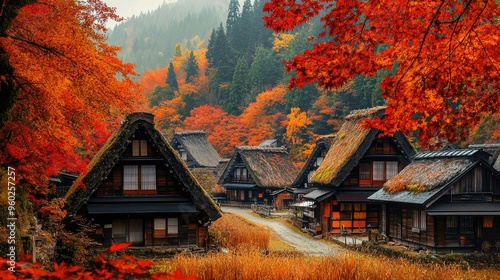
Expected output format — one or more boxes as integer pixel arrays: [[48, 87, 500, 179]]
[[263, 0, 500, 148]]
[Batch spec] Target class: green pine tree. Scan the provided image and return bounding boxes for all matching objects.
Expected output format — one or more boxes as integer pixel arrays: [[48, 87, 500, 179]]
[[185, 51, 200, 83], [166, 62, 179, 91]]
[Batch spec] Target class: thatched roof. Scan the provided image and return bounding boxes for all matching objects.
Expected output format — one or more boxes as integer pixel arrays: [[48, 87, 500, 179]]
[[65, 112, 222, 222], [292, 134, 336, 188], [171, 130, 221, 167], [219, 146, 299, 188], [369, 149, 492, 205], [311, 107, 415, 186]]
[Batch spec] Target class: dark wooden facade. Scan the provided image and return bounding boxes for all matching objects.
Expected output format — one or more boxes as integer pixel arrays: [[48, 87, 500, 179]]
[[322, 137, 409, 234], [371, 149, 500, 253], [219, 146, 299, 205], [65, 112, 222, 249]]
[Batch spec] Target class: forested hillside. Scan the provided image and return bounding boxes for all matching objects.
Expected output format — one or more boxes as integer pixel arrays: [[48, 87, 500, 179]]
[[114, 0, 500, 162], [107, 0, 236, 73]]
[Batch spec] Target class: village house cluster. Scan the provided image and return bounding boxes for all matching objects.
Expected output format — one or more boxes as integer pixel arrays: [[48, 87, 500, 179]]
[[61, 108, 500, 253]]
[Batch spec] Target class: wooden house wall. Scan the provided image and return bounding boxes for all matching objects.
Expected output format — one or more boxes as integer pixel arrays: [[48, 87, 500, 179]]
[[90, 215, 207, 248], [450, 165, 500, 197], [329, 200, 379, 234], [387, 206, 435, 248]]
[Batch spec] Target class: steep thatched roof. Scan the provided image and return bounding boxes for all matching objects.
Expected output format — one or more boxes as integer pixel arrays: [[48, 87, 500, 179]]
[[369, 149, 492, 205], [292, 134, 336, 188], [311, 107, 415, 186], [219, 146, 299, 188], [171, 130, 221, 167], [65, 112, 222, 222]]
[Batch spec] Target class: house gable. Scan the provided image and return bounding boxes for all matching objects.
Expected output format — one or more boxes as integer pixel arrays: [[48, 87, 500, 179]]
[[219, 146, 299, 188], [65, 112, 222, 222], [292, 134, 335, 189], [311, 107, 415, 187]]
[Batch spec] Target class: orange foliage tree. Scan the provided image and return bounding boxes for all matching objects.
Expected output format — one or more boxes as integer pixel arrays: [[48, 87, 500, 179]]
[[240, 85, 287, 145], [283, 107, 315, 161], [183, 105, 245, 157], [264, 1, 500, 148], [0, 0, 142, 195]]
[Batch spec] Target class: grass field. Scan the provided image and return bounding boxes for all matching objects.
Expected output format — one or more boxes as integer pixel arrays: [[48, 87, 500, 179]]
[[154, 214, 500, 280]]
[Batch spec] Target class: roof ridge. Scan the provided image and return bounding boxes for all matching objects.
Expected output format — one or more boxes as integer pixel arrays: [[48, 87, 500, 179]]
[[414, 148, 482, 160], [344, 106, 386, 120]]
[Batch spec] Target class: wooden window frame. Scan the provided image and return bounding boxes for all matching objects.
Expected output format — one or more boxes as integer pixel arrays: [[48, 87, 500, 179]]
[[123, 164, 157, 195], [154, 218, 166, 238], [132, 140, 148, 156]]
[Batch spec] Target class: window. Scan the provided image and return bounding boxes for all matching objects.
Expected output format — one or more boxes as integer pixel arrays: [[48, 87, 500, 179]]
[[123, 165, 156, 194], [359, 162, 371, 180], [168, 218, 178, 235], [141, 165, 156, 190], [373, 161, 385, 181], [483, 216, 493, 228], [315, 157, 324, 166], [154, 218, 166, 238], [233, 168, 248, 181], [459, 216, 473, 234], [386, 162, 398, 180], [132, 140, 148, 156], [248, 191, 252, 198], [124, 165, 139, 190], [240, 190, 245, 200], [412, 210, 426, 230], [446, 216, 459, 234]]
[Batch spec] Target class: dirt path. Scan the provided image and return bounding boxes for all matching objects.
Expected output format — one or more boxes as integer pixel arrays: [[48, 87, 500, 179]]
[[222, 206, 345, 256]]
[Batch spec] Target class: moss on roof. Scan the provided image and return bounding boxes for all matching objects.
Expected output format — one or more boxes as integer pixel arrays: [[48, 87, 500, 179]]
[[383, 159, 473, 194], [311, 107, 386, 185]]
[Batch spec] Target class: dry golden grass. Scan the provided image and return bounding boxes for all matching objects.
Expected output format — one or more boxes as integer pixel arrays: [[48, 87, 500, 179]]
[[155, 213, 499, 280], [157, 250, 499, 280], [209, 213, 270, 251]]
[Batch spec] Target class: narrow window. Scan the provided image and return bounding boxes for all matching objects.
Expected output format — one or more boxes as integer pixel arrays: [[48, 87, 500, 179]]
[[446, 216, 459, 234], [132, 140, 148, 156], [373, 161, 385, 181], [123, 165, 139, 190], [154, 218, 166, 238], [168, 218, 178, 235], [141, 165, 156, 190], [359, 162, 371, 181], [386, 161, 399, 180]]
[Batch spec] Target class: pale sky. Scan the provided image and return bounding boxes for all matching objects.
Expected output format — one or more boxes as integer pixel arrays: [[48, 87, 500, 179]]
[[103, 0, 175, 28]]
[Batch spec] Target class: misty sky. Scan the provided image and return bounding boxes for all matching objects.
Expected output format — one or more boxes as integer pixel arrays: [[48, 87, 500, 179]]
[[103, 0, 175, 28]]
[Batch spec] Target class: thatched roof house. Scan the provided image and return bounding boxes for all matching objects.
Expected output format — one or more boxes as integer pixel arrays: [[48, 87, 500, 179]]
[[220, 146, 299, 188], [370, 149, 498, 205], [219, 146, 299, 204], [369, 148, 500, 253], [292, 134, 336, 189], [65, 112, 221, 248], [170, 130, 221, 168], [311, 107, 415, 186]]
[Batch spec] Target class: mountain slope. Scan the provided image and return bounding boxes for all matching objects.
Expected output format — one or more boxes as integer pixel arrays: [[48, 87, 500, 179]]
[[107, 0, 234, 73]]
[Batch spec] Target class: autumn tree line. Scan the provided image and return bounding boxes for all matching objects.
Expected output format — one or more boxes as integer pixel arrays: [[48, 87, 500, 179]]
[[142, 0, 391, 160]]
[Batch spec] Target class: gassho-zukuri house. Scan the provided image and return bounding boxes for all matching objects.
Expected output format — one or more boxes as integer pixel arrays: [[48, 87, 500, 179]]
[[64, 112, 222, 248], [369, 148, 500, 253], [295, 107, 416, 235], [219, 146, 299, 204]]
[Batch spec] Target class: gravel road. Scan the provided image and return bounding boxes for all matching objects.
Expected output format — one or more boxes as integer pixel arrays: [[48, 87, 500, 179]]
[[222, 206, 345, 256]]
